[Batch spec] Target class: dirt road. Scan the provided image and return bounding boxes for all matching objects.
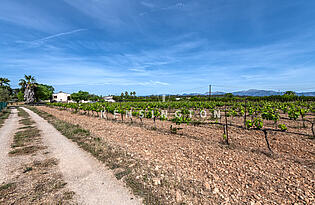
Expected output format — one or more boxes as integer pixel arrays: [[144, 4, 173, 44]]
[[0, 107, 141, 205], [0, 108, 17, 184]]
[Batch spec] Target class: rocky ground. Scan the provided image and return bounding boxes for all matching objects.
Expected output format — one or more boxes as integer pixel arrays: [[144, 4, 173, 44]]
[[37, 105, 315, 204]]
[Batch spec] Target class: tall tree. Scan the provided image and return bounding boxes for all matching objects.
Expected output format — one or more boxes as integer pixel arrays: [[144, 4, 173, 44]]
[[0, 88, 10, 101], [35, 84, 54, 101], [284, 91, 296, 96], [0, 78, 10, 87], [19, 75, 37, 103], [0, 78, 11, 101], [70, 91, 90, 103]]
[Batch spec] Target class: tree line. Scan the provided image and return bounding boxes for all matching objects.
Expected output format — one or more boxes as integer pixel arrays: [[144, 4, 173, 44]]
[[1, 75, 314, 103], [0, 76, 54, 103]]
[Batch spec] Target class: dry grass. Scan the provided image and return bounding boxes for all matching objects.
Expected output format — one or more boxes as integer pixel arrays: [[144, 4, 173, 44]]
[[9, 109, 45, 156], [0, 158, 75, 204], [0, 108, 10, 128]]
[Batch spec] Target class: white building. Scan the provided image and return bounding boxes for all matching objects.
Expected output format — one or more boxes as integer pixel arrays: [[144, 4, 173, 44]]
[[103, 96, 115, 103], [52, 91, 71, 102]]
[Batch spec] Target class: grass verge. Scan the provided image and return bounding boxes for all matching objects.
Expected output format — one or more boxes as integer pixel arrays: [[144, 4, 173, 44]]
[[17, 107, 35, 126], [9, 108, 44, 156], [27, 105, 162, 205], [0, 108, 10, 128]]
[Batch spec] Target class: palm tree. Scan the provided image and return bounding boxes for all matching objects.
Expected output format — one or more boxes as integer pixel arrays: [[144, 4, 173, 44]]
[[19, 75, 37, 103], [0, 77, 10, 87], [19, 79, 26, 91]]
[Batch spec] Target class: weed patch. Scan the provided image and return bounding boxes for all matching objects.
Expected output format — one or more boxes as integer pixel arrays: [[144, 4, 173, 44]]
[[9, 108, 42, 156], [0, 183, 16, 192]]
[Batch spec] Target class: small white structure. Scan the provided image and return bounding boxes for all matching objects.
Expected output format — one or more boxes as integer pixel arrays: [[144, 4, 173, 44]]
[[79, 100, 92, 103], [104, 96, 115, 103], [52, 91, 71, 102]]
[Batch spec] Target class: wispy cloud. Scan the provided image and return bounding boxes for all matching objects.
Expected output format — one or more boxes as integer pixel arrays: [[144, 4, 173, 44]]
[[15, 29, 87, 47], [139, 1, 185, 16], [31, 29, 87, 43], [1, 0, 315, 95], [140, 1, 156, 9]]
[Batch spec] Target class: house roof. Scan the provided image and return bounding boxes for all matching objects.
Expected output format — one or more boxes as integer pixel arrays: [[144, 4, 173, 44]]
[[53, 91, 70, 95]]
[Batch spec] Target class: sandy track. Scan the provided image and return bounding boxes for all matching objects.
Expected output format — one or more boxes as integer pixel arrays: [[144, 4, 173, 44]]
[[22, 107, 141, 205], [0, 108, 18, 184]]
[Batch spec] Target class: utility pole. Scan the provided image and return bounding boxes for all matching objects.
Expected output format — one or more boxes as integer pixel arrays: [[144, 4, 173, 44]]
[[209, 85, 212, 100]]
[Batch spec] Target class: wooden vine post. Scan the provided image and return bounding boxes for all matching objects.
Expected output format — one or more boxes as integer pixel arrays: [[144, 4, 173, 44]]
[[224, 105, 229, 145], [244, 100, 247, 128], [263, 129, 272, 153], [312, 119, 314, 138]]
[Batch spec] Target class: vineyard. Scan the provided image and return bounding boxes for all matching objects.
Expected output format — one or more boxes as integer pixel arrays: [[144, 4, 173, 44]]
[[48, 100, 315, 152], [40, 99, 315, 203]]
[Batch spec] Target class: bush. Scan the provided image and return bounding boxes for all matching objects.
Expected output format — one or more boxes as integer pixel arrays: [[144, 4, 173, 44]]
[[278, 124, 287, 132], [254, 118, 263, 129], [245, 120, 253, 128]]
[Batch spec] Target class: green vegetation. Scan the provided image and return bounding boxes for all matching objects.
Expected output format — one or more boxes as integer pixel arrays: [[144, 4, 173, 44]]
[[47, 98, 315, 151], [112, 93, 315, 102], [0, 89, 10, 102], [35, 84, 54, 101], [0, 78, 11, 102], [0, 183, 16, 192], [69, 90, 106, 102], [1, 75, 55, 103], [284, 91, 297, 96], [70, 90, 90, 102], [0, 106, 10, 127], [278, 124, 288, 132]]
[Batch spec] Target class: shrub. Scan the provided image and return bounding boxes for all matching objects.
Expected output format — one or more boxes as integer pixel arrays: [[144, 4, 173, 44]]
[[278, 124, 287, 132]]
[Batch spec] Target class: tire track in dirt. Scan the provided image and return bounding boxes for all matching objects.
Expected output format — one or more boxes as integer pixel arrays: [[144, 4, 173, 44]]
[[22, 107, 141, 205], [0, 108, 18, 184], [1, 108, 76, 204]]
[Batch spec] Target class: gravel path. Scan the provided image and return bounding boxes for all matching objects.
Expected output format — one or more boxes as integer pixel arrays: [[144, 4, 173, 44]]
[[22, 107, 141, 205], [0, 108, 18, 184]]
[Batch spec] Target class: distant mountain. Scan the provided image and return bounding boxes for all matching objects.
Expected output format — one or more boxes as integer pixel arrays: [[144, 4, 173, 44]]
[[297, 92, 315, 96], [230, 89, 315, 97], [205, 91, 226, 96], [181, 89, 315, 97], [181, 93, 202, 96], [231, 89, 281, 96]]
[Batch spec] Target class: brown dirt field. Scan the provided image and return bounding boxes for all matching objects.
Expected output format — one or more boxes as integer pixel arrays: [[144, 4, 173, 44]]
[[38, 106, 314, 204]]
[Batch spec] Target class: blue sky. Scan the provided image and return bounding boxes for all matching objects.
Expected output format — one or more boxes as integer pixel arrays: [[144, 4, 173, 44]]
[[1, 0, 315, 95]]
